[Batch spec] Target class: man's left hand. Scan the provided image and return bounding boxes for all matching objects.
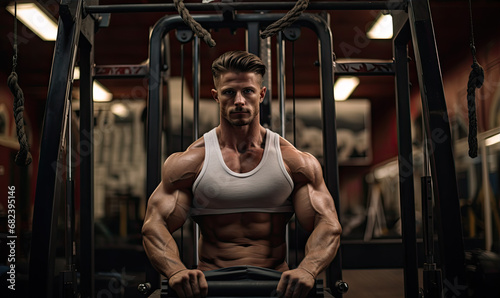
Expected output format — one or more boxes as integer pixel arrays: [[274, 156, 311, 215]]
[[276, 268, 315, 298]]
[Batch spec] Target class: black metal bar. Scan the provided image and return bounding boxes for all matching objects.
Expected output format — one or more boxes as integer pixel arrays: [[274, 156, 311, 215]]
[[193, 36, 200, 140], [277, 31, 286, 137], [335, 61, 394, 76], [246, 21, 272, 128], [306, 13, 343, 297], [193, 35, 201, 268], [85, 1, 407, 14], [246, 22, 260, 56], [29, 1, 82, 297], [94, 63, 149, 78], [393, 15, 419, 298], [421, 176, 443, 298], [79, 26, 95, 298], [407, 1, 466, 296], [259, 36, 273, 128]]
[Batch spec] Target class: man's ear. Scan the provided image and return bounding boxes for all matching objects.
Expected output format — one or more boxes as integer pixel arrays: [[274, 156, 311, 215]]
[[260, 86, 267, 103], [211, 89, 219, 103]]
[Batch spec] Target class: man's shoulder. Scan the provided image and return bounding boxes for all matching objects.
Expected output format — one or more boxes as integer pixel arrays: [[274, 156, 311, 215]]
[[278, 137, 319, 174], [274, 134, 324, 185], [162, 137, 206, 186]]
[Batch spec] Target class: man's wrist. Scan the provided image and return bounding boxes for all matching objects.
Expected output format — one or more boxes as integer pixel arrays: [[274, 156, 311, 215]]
[[297, 267, 316, 279], [168, 268, 188, 279]]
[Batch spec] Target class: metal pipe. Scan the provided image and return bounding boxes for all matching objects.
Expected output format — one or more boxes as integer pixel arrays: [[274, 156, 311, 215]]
[[85, 1, 406, 14], [79, 35, 95, 298], [30, 1, 83, 296], [277, 31, 286, 138], [193, 36, 200, 141], [408, 0, 466, 292], [193, 35, 201, 266], [480, 141, 493, 251]]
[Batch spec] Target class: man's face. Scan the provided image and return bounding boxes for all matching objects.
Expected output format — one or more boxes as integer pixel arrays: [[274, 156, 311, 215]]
[[211, 72, 266, 127]]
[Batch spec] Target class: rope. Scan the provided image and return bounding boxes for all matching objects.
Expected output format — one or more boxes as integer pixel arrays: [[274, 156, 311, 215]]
[[466, 0, 484, 158], [260, 0, 309, 39], [7, 1, 32, 166], [173, 0, 216, 47]]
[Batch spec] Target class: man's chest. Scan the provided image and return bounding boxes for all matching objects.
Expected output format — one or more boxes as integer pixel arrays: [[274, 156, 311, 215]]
[[220, 148, 264, 173]]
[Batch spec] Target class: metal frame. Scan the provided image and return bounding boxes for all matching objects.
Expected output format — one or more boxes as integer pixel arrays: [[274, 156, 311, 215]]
[[30, 1, 466, 298], [147, 12, 343, 295]]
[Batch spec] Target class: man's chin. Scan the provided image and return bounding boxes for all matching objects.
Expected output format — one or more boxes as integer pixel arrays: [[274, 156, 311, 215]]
[[231, 121, 250, 127]]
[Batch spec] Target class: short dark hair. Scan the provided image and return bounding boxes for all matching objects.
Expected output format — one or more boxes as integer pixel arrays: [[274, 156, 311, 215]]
[[211, 51, 266, 87]]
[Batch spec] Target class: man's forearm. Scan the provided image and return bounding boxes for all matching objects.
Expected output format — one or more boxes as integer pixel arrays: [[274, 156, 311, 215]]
[[297, 220, 341, 278], [142, 225, 187, 278]]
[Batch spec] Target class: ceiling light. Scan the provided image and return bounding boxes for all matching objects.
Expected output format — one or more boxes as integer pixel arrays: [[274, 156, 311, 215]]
[[73, 67, 80, 80], [93, 81, 113, 102], [6, 2, 58, 41], [74, 67, 113, 102], [334, 77, 360, 101], [111, 103, 130, 118], [367, 14, 393, 39], [485, 133, 500, 147]]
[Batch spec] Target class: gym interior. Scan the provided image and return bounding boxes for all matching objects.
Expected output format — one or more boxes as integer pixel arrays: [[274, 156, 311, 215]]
[[0, 0, 499, 297]]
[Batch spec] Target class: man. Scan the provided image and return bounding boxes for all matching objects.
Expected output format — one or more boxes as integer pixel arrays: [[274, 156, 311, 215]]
[[142, 51, 342, 298]]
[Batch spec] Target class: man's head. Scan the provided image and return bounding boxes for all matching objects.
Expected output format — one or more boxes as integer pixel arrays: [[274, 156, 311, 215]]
[[211, 51, 266, 88], [211, 51, 267, 127]]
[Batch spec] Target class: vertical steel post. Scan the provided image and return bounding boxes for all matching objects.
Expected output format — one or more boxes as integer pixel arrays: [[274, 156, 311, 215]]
[[79, 25, 95, 298], [29, 1, 82, 296], [277, 32, 286, 137], [246, 21, 272, 128], [393, 14, 419, 298], [408, 1, 466, 295], [316, 23, 343, 298], [193, 35, 201, 267], [193, 36, 200, 140], [147, 19, 165, 290]]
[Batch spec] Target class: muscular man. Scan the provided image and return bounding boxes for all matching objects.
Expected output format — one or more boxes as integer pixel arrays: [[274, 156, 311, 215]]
[[142, 51, 342, 298]]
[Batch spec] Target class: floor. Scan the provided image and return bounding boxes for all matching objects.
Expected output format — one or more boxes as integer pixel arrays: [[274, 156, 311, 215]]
[[341, 269, 420, 298]]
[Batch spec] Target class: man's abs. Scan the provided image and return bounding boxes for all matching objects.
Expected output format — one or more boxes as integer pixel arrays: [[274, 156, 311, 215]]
[[193, 212, 292, 272]]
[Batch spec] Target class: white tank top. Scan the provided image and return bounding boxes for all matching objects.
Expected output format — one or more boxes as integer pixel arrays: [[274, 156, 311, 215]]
[[191, 128, 294, 216]]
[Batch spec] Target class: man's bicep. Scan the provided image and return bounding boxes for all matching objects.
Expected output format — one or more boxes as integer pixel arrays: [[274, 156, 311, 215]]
[[293, 182, 337, 232], [145, 182, 192, 233], [292, 154, 339, 232]]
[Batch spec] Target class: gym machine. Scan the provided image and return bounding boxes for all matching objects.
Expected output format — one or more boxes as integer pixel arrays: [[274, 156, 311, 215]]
[[29, 1, 466, 298]]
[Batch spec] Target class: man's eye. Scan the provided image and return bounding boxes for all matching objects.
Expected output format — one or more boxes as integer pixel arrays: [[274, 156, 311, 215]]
[[243, 89, 254, 94], [222, 90, 234, 95]]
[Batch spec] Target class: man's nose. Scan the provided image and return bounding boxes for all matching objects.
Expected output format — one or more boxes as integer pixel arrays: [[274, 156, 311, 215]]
[[234, 92, 245, 105]]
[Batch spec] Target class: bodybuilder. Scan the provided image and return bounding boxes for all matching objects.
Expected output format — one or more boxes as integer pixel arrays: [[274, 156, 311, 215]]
[[142, 51, 342, 298]]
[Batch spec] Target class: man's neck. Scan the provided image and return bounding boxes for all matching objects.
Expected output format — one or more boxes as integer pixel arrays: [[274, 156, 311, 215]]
[[216, 121, 266, 152]]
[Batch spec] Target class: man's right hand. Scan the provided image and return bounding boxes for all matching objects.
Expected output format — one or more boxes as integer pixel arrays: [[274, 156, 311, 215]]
[[168, 269, 208, 298]]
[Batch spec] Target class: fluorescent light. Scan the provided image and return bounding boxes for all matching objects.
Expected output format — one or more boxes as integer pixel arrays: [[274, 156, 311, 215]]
[[6, 2, 58, 41], [73, 67, 113, 102], [73, 67, 80, 80], [111, 103, 130, 118], [367, 14, 393, 39], [485, 133, 500, 147], [93, 81, 113, 102], [334, 77, 360, 101]]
